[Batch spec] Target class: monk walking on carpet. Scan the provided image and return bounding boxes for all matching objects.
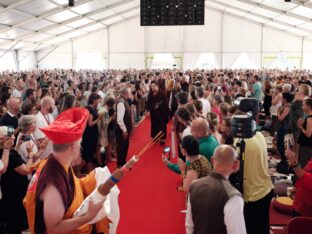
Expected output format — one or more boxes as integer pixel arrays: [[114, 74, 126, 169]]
[[24, 108, 110, 234], [146, 81, 169, 145]]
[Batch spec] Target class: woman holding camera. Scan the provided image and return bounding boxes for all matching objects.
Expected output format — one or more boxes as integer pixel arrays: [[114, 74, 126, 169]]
[[16, 115, 41, 169], [0, 117, 37, 234]]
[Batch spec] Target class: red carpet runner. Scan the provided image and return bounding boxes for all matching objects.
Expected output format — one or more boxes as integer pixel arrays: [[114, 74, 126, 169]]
[[110, 117, 186, 234]]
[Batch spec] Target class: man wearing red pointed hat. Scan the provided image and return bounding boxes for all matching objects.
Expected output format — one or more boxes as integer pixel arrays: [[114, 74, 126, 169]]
[[23, 107, 110, 234]]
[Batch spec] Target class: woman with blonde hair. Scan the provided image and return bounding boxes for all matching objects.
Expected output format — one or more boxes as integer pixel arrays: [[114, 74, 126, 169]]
[[206, 112, 222, 143]]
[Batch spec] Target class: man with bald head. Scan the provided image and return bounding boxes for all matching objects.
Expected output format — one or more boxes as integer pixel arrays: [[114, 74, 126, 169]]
[[0, 97, 21, 131], [186, 145, 246, 234], [191, 118, 219, 162]]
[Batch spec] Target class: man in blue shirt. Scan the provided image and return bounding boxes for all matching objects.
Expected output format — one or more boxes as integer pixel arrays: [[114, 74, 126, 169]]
[[251, 75, 262, 102]]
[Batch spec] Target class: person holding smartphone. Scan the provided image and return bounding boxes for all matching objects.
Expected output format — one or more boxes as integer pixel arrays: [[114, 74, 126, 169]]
[[286, 150, 312, 217], [178, 136, 212, 193], [16, 115, 41, 173], [0, 135, 15, 175], [0, 131, 35, 233]]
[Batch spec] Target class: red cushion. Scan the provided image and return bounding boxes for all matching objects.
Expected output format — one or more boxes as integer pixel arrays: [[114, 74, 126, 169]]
[[288, 217, 312, 234], [272, 197, 294, 215]]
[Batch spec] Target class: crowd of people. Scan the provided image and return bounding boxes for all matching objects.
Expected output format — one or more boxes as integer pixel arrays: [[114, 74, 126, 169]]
[[0, 68, 311, 233]]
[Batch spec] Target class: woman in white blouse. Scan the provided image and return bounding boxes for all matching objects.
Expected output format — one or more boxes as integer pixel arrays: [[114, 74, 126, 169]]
[[16, 115, 41, 177], [270, 85, 283, 136]]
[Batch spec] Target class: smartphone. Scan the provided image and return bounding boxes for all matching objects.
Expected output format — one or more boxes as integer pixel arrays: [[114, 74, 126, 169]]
[[164, 146, 170, 154], [163, 146, 170, 160], [6, 126, 14, 137], [21, 135, 31, 142], [288, 139, 294, 151], [0, 126, 14, 137]]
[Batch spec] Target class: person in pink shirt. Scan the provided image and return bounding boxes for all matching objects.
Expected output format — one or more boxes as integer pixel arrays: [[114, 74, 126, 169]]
[[211, 95, 224, 123]]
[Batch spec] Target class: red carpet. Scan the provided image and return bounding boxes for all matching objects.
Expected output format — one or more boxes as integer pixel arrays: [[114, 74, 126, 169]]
[[108, 117, 291, 234], [109, 117, 186, 234]]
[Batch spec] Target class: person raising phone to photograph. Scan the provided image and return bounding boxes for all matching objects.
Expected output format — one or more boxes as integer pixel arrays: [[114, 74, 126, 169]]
[[16, 115, 43, 172], [178, 135, 212, 193], [0, 134, 15, 175], [286, 150, 312, 217], [0, 132, 36, 233]]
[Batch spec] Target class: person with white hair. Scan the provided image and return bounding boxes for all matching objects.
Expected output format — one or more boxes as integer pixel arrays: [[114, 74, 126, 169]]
[[33, 96, 55, 159], [115, 87, 133, 168], [16, 115, 41, 168], [12, 78, 24, 99], [283, 83, 292, 93]]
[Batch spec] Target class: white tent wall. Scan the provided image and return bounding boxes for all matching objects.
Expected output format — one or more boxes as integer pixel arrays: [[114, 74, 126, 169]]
[[0, 50, 35, 71], [0, 51, 16, 71], [262, 28, 303, 69], [18, 51, 36, 71], [35, 8, 309, 70], [222, 15, 262, 69], [109, 17, 144, 69], [303, 39, 312, 70], [38, 30, 108, 70], [38, 42, 73, 69]]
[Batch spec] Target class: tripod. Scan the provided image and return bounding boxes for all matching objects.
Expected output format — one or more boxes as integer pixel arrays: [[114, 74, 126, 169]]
[[234, 138, 246, 195]]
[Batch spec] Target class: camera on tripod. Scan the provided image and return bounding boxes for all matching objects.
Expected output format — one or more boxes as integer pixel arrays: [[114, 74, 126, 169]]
[[231, 97, 259, 139], [230, 97, 260, 193]]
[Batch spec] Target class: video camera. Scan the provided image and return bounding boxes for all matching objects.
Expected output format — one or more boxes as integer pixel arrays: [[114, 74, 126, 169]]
[[231, 97, 259, 139], [230, 98, 260, 193]]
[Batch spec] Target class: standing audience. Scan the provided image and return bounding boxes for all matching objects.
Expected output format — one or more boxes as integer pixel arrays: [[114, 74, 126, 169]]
[[0, 68, 311, 234], [297, 98, 312, 167]]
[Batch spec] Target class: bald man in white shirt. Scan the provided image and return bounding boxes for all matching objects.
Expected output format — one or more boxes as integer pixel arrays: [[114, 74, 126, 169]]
[[186, 145, 246, 234]]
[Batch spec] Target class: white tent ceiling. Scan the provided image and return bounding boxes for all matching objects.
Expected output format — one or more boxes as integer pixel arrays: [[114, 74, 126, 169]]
[[0, 0, 312, 52]]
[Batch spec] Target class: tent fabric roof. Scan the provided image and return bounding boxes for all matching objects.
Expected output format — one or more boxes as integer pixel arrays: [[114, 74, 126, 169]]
[[0, 0, 311, 52]]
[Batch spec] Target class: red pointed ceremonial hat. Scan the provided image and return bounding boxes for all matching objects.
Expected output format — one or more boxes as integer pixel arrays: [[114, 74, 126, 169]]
[[40, 107, 89, 144]]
